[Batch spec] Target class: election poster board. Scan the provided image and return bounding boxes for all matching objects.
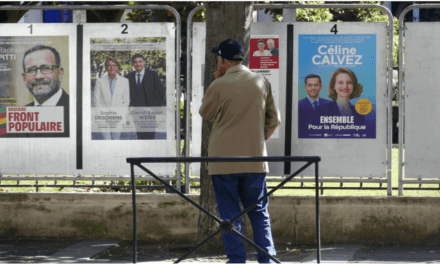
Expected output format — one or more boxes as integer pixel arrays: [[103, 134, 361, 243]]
[[0, 24, 77, 175], [291, 23, 387, 177], [404, 23, 440, 178], [191, 23, 287, 176], [298, 34, 376, 139], [83, 23, 175, 175]]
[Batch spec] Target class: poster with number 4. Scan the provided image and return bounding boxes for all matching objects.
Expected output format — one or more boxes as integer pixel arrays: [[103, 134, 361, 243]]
[[298, 33, 377, 139]]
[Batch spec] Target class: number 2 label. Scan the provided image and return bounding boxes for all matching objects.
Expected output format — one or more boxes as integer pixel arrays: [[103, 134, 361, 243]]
[[121, 24, 128, 34]]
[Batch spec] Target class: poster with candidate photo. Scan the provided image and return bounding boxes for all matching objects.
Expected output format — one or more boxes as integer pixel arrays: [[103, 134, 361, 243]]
[[298, 34, 376, 139], [0, 36, 70, 138], [83, 23, 175, 176], [90, 37, 167, 140], [249, 35, 280, 139]]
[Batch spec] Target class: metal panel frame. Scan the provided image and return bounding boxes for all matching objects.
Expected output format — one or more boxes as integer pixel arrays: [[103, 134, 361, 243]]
[[0, 5, 182, 190], [292, 22, 388, 178], [0, 24, 77, 175], [398, 4, 440, 196], [81, 22, 176, 175], [0, 4, 401, 196], [186, 3, 394, 195]]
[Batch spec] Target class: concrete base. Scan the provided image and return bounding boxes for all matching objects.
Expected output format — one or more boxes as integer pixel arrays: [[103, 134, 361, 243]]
[[1, 193, 439, 245]]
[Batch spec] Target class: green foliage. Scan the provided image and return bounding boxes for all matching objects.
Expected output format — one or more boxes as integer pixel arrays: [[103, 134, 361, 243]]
[[192, 7, 206, 22], [355, 1, 387, 22], [392, 16, 399, 67], [91, 38, 166, 44], [125, 1, 155, 22], [90, 37, 167, 77], [125, 2, 206, 23], [271, 1, 399, 66], [124, 2, 205, 51], [296, 1, 334, 22], [282, 1, 389, 23], [129, 37, 166, 43]]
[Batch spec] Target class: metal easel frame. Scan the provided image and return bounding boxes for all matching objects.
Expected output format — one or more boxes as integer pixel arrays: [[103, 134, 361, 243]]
[[126, 156, 321, 263]]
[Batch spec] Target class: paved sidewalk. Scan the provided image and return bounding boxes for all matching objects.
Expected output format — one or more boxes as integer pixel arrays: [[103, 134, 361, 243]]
[[1, 239, 440, 263]]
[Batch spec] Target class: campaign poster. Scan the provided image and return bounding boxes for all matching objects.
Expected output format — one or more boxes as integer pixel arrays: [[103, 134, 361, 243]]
[[249, 35, 280, 138], [0, 36, 70, 138], [298, 34, 376, 139], [90, 37, 167, 140]]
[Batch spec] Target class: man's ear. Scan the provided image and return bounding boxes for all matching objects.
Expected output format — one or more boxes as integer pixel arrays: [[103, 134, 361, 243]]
[[57, 67, 65, 80]]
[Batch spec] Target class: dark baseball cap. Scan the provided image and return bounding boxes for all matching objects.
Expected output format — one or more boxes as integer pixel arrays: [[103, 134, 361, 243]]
[[212, 39, 244, 61]]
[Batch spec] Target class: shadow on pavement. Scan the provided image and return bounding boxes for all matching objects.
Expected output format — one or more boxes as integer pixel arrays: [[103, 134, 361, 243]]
[[92, 241, 309, 262]]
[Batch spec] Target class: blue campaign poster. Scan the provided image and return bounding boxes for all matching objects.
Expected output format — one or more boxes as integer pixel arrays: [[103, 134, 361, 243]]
[[298, 34, 376, 139]]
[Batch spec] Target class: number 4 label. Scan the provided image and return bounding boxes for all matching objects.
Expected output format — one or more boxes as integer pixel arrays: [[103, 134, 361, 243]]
[[331, 24, 338, 35]]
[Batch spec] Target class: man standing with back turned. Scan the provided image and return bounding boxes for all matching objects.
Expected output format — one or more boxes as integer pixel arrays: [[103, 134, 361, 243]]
[[199, 39, 281, 263]]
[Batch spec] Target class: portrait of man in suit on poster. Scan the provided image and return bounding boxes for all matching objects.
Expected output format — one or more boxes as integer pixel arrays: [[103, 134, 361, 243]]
[[126, 53, 166, 140], [298, 73, 331, 138], [21, 45, 69, 137]]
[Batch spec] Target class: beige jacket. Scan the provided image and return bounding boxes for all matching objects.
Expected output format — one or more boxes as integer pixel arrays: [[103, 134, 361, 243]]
[[199, 64, 281, 175]]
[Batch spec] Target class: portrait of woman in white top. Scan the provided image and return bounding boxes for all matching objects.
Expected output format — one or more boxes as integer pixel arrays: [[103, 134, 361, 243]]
[[252, 39, 272, 56], [93, 57, 136, 140]]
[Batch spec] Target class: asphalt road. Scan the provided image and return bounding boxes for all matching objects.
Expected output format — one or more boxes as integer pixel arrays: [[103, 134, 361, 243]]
[[1, 238, 440, 263]]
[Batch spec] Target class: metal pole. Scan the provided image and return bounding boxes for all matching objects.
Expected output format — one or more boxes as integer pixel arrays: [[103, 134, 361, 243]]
[[0, 4, 178, 11], [398, 6, 408, 197], [385, 6, 394, 197], [315, 161, 321, 263], [186, 5, 206, 194], [165, 6, 183, 194], [130, 163, 137, 263]]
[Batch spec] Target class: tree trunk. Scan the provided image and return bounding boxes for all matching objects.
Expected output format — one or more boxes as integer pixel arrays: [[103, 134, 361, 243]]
[[196, 1, 253, 254]]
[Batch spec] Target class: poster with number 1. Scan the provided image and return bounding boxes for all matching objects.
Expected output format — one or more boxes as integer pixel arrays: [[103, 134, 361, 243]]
[[0, 35, 70, 138]]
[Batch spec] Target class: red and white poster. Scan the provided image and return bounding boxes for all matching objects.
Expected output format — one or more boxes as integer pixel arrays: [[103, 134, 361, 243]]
[[249, 35, 280, 138], [2, 106, 64, 134]]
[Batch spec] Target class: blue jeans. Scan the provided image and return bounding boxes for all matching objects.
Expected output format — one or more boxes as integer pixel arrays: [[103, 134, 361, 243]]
[[211, 173, 276, 263]]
